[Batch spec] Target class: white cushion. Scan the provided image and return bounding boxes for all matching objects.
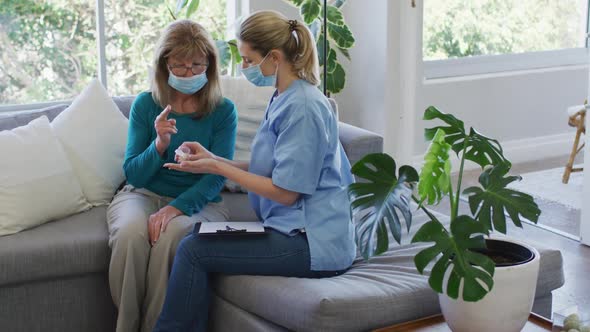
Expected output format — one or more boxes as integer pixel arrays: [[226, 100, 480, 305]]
[[220, 76, 274, 161], [220, 77, 274, 193], [51, 79, 129, 206], [0, 116, 91, 236]]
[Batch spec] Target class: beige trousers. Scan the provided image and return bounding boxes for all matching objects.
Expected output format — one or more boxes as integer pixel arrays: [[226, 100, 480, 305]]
[[106, 185, 229, 332]]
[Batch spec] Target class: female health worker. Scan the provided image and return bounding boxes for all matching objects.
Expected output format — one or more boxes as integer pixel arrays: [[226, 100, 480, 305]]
[[154, 10, 357, 331]]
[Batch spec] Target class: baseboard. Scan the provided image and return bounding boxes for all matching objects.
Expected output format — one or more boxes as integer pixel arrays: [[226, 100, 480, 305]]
[[411, 132, 575, 172]]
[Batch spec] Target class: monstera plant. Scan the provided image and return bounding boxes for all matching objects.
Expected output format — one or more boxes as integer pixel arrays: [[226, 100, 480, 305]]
[[349, 106, 541, 303]]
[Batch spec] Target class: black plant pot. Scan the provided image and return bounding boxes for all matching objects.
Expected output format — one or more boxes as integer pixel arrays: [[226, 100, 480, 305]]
[[472, 238, 536, 267]]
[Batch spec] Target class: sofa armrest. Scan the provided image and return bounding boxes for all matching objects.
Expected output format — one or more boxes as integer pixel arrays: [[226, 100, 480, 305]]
[[338, 122, 383, 165]]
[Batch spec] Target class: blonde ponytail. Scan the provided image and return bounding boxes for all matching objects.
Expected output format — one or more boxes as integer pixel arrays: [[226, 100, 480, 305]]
[[289, 22, 320, 85], [239, 11, 320, 86]]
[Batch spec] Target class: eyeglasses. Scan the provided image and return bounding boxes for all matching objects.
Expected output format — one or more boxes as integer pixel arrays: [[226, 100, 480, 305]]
[[167, 63, 208, 76]]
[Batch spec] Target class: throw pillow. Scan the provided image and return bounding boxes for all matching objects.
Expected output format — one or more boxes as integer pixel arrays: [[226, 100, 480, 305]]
[[0, 116, 91, 236], [220, 77, 274, 193], [221, 76, 274, 161], [51, 79, 129, 206]]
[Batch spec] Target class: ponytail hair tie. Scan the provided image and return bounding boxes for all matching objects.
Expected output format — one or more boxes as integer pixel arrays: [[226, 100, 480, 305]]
[[288, 20, 300, 47]]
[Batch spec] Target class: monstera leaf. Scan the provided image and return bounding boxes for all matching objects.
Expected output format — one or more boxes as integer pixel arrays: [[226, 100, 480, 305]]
[[349, 153, 419, 259], [412, 215, 495, 302], [419, 129, 452, 205], [463, 128, 507, 168], [424, 106, 466, 146], [424, 106, 507, 168], [463, 163, 541, 234]]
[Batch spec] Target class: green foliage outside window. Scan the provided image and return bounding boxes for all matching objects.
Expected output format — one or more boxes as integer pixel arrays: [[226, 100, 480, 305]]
[[424, 0, 587, 60], [0, 0, 227, 104], [0, 0, 97, 103]]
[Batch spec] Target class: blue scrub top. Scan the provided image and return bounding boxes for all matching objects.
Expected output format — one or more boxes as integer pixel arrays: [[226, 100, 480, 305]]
[[248, 79, 357, 271]]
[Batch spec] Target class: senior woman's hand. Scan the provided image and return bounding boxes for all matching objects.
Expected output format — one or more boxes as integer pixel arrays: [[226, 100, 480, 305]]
[[148, 205, 183, 246], [154, 105, 177, 155]]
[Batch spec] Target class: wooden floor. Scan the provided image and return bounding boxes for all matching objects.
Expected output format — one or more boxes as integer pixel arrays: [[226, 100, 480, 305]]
[[429, 155, 590, 318]]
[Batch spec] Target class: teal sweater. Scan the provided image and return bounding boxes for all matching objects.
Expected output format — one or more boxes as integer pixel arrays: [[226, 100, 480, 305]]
[[123, 92, 237, 216]]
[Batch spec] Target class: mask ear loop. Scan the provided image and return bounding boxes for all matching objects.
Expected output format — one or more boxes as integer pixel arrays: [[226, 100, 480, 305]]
[[273, 52, 279, 89], [260, 51, 279, 88]]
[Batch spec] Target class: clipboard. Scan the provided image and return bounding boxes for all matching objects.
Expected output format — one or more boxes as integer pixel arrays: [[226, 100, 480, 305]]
[[198, 222, 266, 235]]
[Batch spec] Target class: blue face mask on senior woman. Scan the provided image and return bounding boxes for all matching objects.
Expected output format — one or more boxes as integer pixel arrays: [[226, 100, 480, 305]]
[[168, 71, 208, 95], [241, 53, 276, 87]]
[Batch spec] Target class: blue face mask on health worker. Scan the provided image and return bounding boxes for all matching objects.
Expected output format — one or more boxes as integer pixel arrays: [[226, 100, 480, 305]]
[[241, 53, 276, 87]]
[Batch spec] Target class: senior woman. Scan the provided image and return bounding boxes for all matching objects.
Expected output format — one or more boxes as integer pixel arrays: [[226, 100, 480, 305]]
[[106, 20, 237, 332]]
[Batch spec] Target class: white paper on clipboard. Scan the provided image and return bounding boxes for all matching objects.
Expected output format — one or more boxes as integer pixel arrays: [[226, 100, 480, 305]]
[[198, 221, 266, 235]]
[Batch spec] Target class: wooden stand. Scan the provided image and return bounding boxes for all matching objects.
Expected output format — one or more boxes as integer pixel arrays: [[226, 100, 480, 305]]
[[563, 108, 586, 184]]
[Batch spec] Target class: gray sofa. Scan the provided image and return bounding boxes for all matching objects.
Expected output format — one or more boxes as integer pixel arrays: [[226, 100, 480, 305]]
[[0, 96, 564, 332]]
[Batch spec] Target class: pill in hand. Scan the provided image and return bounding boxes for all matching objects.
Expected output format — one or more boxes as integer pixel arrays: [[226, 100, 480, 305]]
[[175, 146, 191, 161]]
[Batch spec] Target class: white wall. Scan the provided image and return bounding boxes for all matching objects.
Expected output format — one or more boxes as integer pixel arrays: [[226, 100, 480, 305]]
[[415, 67, 588, 161], [332, 1, 388, 135], [583, 113, 590, 245], [581, 71, 590, 246], [335, 1, 421, 164]]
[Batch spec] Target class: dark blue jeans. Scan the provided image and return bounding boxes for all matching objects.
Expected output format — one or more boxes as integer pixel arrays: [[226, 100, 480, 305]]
[[153, 226, 346, 332]]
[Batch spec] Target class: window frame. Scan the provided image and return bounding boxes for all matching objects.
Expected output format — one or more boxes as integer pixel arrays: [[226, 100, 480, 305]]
[[422, 0, 590, 80], [424, 48, 590, 79]]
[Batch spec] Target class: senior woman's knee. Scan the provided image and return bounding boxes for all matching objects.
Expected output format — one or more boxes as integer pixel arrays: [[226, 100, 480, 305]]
[[155, 215, 193, 248]]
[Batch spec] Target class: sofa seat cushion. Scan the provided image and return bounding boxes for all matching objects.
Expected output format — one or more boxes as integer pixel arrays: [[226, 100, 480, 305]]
[[213, 210, 564, 332], [0, 207, 110, 287], [213, 243, 439, 332], [214, 243, 563, 332]]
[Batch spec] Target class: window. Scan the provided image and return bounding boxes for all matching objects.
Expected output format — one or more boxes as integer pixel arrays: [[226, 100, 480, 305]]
[[423, 0, 590, 78], [0, 1, 97, 105], [0, 0, 230, 108]]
